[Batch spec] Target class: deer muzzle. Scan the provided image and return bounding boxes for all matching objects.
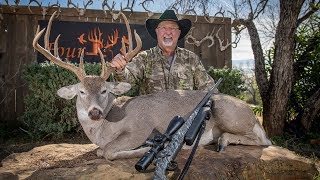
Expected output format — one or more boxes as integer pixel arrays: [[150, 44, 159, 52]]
[[88, 108, 102, 121]]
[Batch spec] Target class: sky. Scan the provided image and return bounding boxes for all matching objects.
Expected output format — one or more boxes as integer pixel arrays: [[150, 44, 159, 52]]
[[2, 0, 255, 61], [232, 33, 254, 61]]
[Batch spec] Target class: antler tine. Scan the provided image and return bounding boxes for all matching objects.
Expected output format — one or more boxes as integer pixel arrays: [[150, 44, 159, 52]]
[[102, 0, 116, 18], [33, 11, 86, 80], [124, 29, 141, 60], [119, 12, 142, 61], [99, 12, 141, 80], [97, 48, 113, 80], [140, 0, 153, 14], [79, 48, 85, 71], [120, 0, 135, 17], [120, 12, 132, 53], [215, 27, 231, 51], [53, 34, 60, 57], [83, 0, 93, 10], [186, 27, 215, 48], [186, 27, 196, 44], [44, 11, 55, 50], [202, 28, 215, 47]]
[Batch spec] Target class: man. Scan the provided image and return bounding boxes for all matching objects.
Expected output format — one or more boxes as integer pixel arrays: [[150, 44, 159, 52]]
[[110, 9, 215, 95]]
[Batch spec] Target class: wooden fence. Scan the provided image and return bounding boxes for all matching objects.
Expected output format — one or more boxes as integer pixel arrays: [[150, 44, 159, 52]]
[[0, 6, 231, 126]]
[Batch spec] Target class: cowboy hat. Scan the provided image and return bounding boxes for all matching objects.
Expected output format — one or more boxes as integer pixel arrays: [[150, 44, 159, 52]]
[[146, 9, 192, 40]]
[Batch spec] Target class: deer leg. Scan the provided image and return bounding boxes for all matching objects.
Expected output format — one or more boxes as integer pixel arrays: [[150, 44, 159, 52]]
[[217, 132, 259, 152], [97, 148, 104, 157], [103, 147, 150, 160], [100, 132, 150, 160]]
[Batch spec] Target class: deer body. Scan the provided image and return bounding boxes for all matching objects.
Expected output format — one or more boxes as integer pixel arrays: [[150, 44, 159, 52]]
[[58, 82, 271, 160], [33, 12, 271, 161]]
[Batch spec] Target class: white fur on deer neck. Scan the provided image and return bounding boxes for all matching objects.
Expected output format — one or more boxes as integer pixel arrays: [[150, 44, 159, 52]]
[[76, 90, 116, 146]]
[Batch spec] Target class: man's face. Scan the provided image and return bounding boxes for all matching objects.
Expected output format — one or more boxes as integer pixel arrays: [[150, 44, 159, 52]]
[[155, 21, 181, 51]]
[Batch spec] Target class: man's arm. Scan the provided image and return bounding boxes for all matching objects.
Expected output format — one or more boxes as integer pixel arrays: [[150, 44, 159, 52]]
[[111, 52, 147, 84], [193, 55, 216, 91]]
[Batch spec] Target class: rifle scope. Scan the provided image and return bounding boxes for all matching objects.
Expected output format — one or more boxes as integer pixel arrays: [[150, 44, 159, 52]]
[[135, 116, 185, 172]]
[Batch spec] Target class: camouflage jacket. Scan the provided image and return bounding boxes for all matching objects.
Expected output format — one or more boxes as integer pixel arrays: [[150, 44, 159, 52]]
[[115, 46, 215, 95]]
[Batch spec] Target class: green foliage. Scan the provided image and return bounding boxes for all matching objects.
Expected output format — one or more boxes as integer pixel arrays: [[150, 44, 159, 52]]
[[207, 67, 246, 97], [313, 172, 320, 180], [238, 68, 263, 106], [19, 61, 102, 140], [264, 47, 275, 79], [250, 105, 263, 116], [291, 15, 320, 114]]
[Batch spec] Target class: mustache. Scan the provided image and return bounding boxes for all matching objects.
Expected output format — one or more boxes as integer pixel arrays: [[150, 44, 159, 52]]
[[163, 35, 173, 38]]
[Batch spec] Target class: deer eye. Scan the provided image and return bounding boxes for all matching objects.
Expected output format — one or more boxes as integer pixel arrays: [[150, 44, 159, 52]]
[[101, 90, 107, 94], [80, 90, 85, 95]]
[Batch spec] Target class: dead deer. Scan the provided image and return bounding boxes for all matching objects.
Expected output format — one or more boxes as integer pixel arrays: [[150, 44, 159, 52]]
[[33, 12, 271, 161]]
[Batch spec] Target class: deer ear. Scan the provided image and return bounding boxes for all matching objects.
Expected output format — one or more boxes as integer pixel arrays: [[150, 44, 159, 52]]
[[108, 82, 132, 95], [57, 84, 79, 99]]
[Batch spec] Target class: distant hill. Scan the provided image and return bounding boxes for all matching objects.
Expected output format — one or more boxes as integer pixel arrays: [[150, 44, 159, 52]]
[[232, 59, 254, 70]]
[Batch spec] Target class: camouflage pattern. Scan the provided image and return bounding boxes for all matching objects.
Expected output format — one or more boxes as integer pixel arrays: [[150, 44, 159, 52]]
[[115, 46, 215, 95]]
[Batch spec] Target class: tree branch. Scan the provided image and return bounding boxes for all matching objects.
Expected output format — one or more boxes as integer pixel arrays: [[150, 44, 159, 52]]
[[297, 1, 320, 27]]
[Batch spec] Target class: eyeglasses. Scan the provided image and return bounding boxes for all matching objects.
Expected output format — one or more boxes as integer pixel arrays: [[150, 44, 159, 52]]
[[156, 26, 180, 32]]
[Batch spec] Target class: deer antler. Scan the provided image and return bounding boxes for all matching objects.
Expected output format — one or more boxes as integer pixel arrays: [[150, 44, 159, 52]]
[[204, 6, 225, 23], [215, 27, 232, 51], [140, 0, 154, 18], [102, 0, 114, 18], [5, 0, 20, 12], [33, 11, 86, 80], [28, 0, 42, 14], [28, 0, 61, 18], [186, 27, 215, 47], [184, 8, 198, 22], [102, 0, 123, 20], [67, 0, 93, 17], [120, 0, 135, 17], [100, 11, 142, 80]]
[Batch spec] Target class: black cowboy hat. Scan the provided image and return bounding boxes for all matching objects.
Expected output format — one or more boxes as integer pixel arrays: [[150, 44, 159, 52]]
[[146, 9, 192, 40]]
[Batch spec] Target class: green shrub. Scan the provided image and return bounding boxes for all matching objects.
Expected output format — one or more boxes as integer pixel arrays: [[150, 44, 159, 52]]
[[250, 105, 263, 116], [207, 67, 246, 97], [19, 61, 102, 140]]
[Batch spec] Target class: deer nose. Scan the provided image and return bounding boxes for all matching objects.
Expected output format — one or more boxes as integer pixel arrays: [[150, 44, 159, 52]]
[[88, 108, 102, 120]]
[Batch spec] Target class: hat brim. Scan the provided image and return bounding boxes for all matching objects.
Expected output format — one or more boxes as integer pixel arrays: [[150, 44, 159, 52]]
[[146, 19, 191, 40]]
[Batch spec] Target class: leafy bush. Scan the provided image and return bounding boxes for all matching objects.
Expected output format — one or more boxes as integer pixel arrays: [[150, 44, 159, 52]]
[[19, 61, 102, 140], [250, 105, 263, 116], [290, 15, 320, 120], [207, 67, 246, 97]]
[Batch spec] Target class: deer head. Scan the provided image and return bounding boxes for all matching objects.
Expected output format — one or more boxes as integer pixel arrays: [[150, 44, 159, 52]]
[[33, 11, 142, 121]]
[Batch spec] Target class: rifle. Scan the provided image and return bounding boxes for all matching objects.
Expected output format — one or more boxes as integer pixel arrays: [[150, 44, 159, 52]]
[[135, 78, 222, 179], [153, 78, 222, 179]]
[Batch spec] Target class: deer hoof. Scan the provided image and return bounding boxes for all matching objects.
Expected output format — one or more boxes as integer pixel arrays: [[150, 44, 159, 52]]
[[97, 148, 104, 157], [217, 144, 225, 152]]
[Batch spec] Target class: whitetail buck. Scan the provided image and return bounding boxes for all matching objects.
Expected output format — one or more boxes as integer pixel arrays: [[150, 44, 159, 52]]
[[33, 12, 271, 161]]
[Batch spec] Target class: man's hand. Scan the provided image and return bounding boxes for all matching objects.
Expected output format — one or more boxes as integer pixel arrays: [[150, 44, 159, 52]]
[[110, 54, 127, 71]]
